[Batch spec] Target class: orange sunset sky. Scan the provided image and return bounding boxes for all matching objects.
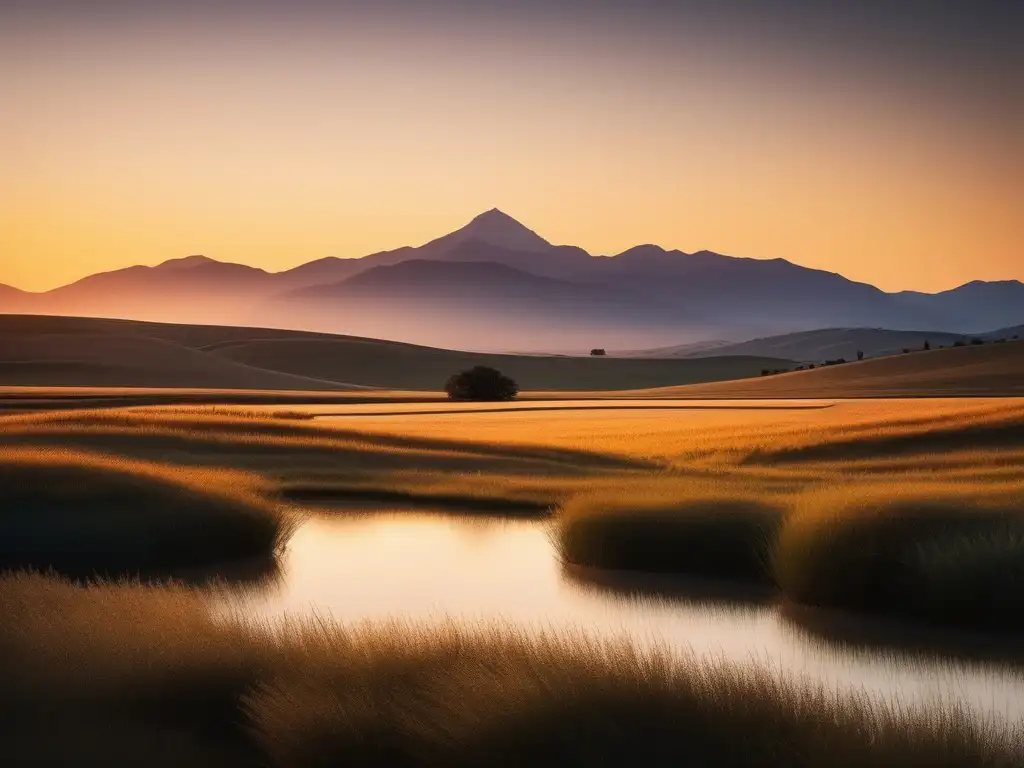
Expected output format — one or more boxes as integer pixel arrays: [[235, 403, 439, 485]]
[[1, 1, 1021, 293]]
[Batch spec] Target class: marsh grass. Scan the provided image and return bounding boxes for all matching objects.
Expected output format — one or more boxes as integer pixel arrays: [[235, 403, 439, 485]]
[[4, 400, 1024, 631], [557, 486, 784, 583], [774, 485, 1024, 631], [0, 448, 296, 577], [1, 572, 1020, 768]]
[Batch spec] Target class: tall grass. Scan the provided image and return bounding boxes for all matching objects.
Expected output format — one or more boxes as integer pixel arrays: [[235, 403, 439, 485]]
[[557, 484, 784, 583], [1, 572, 1019, 767], [4, 400, 1024, 630], [0, 448, 296, 577], [774, 485, 1024, 631]]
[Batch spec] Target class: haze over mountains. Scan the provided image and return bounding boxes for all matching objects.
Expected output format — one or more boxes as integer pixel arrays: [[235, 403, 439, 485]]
[[3, 210, 1022, 351]]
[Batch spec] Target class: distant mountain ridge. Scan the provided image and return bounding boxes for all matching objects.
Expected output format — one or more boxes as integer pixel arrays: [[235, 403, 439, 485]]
[[2, 209, 1022, 351]]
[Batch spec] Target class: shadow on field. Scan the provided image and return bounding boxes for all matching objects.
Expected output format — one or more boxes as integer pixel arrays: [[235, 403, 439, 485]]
[[1, 410, 655, 474], [747, 421, 1024, 464]]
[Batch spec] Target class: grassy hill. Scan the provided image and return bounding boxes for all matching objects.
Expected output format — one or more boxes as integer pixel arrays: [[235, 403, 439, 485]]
[[632, 340, 1024, 398], [627, 328, 970, 361], [0, 315, 790, 392], [0, 325, 350, 391]]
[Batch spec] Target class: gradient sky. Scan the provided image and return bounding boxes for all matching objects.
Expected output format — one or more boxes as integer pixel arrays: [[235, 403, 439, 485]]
[[2, 0, 1021, 292]]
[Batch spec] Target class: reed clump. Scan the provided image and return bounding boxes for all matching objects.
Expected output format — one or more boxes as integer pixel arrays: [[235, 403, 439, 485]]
[[774, 484, 1024, 631], [0, 448, 295, 577], [557, 484, 786, 583]]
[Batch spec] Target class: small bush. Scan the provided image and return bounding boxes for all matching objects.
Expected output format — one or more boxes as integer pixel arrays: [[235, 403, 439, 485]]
[[445, 366, 518, 401], [971, 338, 985, 346]]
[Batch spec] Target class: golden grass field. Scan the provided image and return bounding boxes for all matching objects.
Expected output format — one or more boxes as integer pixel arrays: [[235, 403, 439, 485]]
[[2, 394, 1024, 765]]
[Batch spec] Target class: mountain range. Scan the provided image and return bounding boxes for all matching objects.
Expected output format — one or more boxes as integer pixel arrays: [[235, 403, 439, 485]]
[[3, 209, 1022, 351]]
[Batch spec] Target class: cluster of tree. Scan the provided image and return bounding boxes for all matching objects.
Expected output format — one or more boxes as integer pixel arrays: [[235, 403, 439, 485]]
[[445, 366, 518, 401]]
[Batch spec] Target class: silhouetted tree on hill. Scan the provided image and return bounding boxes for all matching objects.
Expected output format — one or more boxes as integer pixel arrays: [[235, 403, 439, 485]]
[[923, 339, 931, 351], [445, 366, 518, 401], [856, 350, 864, 361], [590, 349, 606, 356]]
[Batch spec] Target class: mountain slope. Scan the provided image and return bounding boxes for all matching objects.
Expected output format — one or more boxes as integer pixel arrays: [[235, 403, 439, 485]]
[[37, 256, 277, 324], [587, 246, 934, 334], [0, 284, 33, 312], [419, 207, 553, 254], [896, 281, 1024, 333], [271, 256, 705, 350], [273, 209, 593, 288]]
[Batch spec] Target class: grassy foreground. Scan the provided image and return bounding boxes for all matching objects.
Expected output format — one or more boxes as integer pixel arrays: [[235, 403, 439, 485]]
[[2, 572, 1020, 768]]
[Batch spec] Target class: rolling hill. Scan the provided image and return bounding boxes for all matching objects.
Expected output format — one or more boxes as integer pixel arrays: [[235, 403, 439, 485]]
[[0, 329, 348, 391], [627, 328, 970, 361], [633, 340, 1024, 399], [0, 315, 791, 392]]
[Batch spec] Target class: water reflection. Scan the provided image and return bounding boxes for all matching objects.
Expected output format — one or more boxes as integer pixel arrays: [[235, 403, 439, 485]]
[[563, 563, 773, 608], [219, 512, 1024, 727]]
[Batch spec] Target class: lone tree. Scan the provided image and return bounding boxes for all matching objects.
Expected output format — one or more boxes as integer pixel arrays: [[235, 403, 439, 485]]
[[590, 348, 607, 356], [445, 366, 518, 401], [856, 350, 864, 361], [923, 339, 931, 351]]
